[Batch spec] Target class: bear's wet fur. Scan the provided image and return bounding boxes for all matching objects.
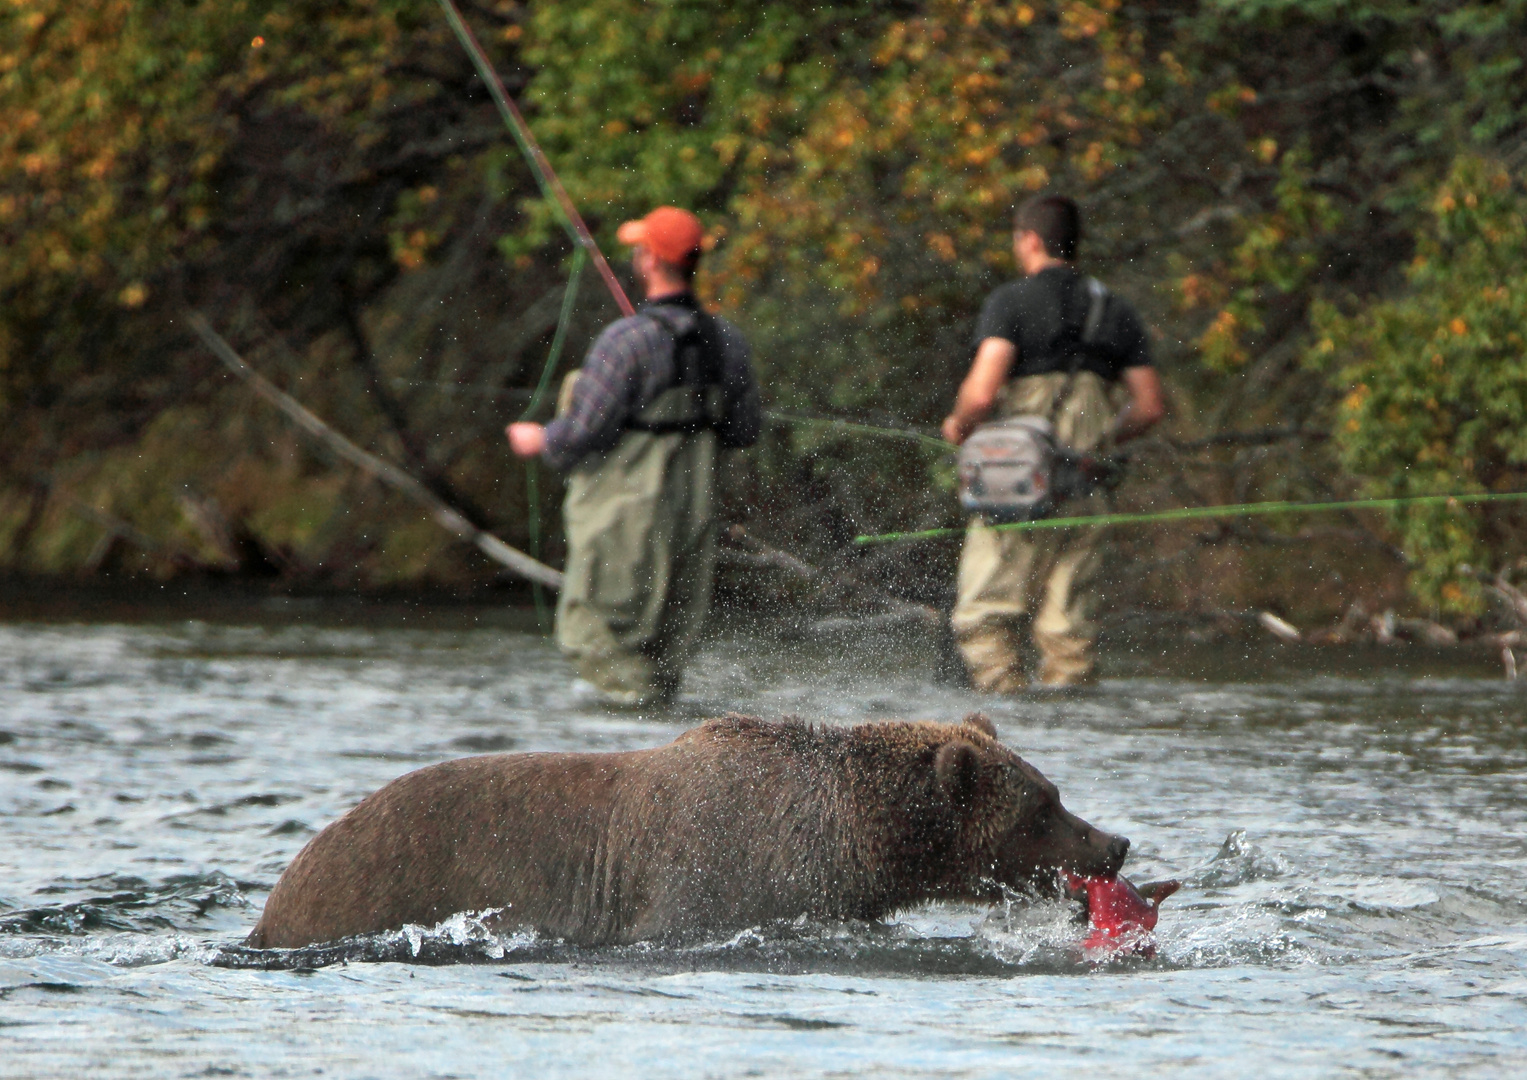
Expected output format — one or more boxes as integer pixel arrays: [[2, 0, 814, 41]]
[[247, 714, 1129, 949]]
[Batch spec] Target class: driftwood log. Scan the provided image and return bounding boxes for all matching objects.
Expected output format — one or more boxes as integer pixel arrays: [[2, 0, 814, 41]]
[[187, 311, 564, 592]]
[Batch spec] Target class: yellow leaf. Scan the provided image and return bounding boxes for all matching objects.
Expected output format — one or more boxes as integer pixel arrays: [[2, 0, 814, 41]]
[[926, 232, 956, 261]]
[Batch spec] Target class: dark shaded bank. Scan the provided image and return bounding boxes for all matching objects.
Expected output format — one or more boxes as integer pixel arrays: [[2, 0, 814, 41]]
[[0, 575, 1513, 684], [0, 574, 543, 632]]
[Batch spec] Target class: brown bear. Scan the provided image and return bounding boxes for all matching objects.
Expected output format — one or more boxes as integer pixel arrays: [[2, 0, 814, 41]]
[[247, 714, 1128, 949]]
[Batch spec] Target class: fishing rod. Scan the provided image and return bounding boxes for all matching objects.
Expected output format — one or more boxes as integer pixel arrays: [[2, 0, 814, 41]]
[[436, 0, 634, 318], [854, 490, 1527, 546], [434, 3, 625, 626]]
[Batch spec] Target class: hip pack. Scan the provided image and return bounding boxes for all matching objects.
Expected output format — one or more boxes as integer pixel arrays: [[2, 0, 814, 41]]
[[958, 417, 1092, 522], [957, 277, 1113, 523]]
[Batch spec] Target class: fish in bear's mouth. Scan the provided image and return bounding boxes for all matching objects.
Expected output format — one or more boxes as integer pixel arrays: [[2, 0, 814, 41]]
[[1063, 873, 1180, 953]]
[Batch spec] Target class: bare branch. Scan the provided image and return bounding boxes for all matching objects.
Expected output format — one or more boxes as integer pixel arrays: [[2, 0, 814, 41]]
[[187, 311, 563, 591]]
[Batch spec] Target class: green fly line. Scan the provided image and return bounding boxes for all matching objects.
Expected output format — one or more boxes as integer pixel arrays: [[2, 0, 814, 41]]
[[854, 489, 1527, 546], [520, 251, 586, 630]]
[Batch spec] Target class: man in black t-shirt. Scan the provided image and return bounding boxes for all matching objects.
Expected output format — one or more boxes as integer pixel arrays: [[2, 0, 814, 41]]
[[941, 195, 1164, 692]]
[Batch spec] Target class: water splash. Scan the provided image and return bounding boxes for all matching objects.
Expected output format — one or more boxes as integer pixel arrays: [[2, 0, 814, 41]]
[[212, 909, 539, 970], [1188, 829, 1293, 888]]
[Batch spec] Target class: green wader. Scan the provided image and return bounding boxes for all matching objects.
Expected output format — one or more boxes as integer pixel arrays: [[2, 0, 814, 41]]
[[951, 371, 1123, 691], [555, 379, 720, 706]]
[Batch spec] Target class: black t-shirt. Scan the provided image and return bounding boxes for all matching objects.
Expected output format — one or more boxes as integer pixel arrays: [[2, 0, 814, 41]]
[[972, 266, 1151, 382]]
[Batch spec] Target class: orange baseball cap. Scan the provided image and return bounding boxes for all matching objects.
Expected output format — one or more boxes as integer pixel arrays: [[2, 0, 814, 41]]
[[616, 206, 704, 264]]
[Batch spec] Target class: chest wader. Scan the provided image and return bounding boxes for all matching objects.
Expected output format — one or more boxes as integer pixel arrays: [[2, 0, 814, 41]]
[[556, 309, 726, 706], [951, 347, 1126, 693]]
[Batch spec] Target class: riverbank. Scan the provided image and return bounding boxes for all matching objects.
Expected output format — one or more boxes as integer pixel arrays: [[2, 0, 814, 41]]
[[0, 574, 1515, 684]]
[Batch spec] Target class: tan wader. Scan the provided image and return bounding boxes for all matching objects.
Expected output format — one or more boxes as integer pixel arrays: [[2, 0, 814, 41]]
[[951, 371, 1121, 691], [555, 378, 720, 707]]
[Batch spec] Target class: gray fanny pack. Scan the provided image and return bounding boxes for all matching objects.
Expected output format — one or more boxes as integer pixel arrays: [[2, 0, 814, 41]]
[[957, 278, 1112, 524]]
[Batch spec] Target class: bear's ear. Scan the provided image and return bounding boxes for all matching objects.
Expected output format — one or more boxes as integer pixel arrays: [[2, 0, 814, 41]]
[[962, 712, 997, 740], [935, 741, 981, 807]]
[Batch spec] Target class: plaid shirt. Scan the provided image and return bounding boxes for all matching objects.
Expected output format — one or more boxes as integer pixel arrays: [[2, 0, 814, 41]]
[[542, 295, 761, 471]]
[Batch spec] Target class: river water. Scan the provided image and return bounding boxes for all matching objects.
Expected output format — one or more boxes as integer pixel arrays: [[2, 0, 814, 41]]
[[2, 611, 1525, 1077]]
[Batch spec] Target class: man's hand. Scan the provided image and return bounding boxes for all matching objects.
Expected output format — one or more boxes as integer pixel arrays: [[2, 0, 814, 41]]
[[1109, 366, 1165, 445], [506, 422, 546, 458]]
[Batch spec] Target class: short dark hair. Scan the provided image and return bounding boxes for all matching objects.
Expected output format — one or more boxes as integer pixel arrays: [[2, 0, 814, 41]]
[[657, 250, 701, 283], [1015, 195, 1081, 260]]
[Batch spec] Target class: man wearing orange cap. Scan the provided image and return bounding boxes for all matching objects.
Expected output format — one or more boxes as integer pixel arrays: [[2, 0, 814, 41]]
[[507, 207, 760, 706]]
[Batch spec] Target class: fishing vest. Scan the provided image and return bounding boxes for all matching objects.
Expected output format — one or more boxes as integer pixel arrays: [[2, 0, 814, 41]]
[[623, 302, 728, 436]]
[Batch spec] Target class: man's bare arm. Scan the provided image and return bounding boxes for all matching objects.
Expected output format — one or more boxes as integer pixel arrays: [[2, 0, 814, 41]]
[[1110, 366, 1165, 445], [942, 337, 1016, 445]]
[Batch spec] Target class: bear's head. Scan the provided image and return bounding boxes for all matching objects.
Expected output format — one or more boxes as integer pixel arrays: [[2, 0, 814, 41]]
[[936, 713, 1129, 896]]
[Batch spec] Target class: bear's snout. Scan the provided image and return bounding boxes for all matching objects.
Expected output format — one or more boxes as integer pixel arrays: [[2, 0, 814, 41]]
[[1073, 826, 1129, 878], [993, 799, 1130, 888], [1105, 834, 1130, 874]]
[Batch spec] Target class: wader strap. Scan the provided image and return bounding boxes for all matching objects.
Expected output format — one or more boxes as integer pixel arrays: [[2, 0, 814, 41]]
[[625, 303, 726, 434], [1043, 276, 1109, 423]]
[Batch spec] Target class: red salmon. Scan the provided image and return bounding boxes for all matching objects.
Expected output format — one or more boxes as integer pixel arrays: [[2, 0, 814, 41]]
[[1064, 873, 1180, 953]]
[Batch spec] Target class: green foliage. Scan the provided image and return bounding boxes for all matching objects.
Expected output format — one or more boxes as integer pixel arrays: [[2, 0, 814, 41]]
[[1310, 157, 1527, 611], [1173, 0, 1527, 381], [1192, 149, 1343, 372], [0, 0, 564, 587], [0, 0, 240, 304], [522, 0, 1163, 377]]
